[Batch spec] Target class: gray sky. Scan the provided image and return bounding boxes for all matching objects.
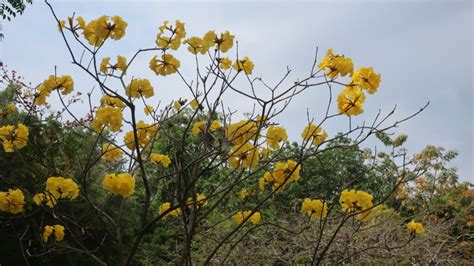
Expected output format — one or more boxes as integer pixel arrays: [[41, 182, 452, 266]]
[[1, 0, 472, 182]]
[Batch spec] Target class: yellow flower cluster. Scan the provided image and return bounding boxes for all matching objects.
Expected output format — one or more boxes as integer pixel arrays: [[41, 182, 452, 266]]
[[191, 120, 221, 135], [301, 198, 327, 219], [407, 220, 425, 234], [144, 105, 154, 115], [0, 123, 29, 152], [45, 177, 80, 201], [225, 120, 259, 145], [350, 67, 381, 95], [100, 55, 127, 74], [100, 95, 126, 109], [301, 123, 328, 146], [150, 153, 171, 168], [337, 87, 366, 116], [0, 188, 25, 214], [156, 20, 186, 50], [35, 75, 74, 105], [234, 211, 261, 225], [126, 78, 154, 98], [339, 189, 375, 221], [102, 143, 123, 162], [318, 48, 354, 79], [159, 202, 181, 218], [259, 160, 301, 192], [185, 31, 234, 54], [233, 56, 255, 75], [266, 126, 288, 149], [0, 103, 16, 117], [219, 57, 232, 70], [228, 143, 260, 169], [42, 224, 65, 243], [190, 98, 199, 110], [102, 173, 135, 197], [91, 106, 123, 132], [149, 54, 181, 76], [80, 15, 127, 46], [33, 193, 57, 208], [187, 193, 208, 208], [123, 121, 158, 150]]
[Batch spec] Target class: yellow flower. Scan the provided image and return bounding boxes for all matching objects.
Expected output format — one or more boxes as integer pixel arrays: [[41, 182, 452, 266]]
[[269, 160, 301, 191], [225, 120, 259, 145], [100, 56, 128, 74], [219, 57, 232, 70], [234, 211, 261, 225], [187, 193, 208, 208], [350, 67, 381, 94], [407, 220, 425, 234], [150, 153, 171, 168], [0, 188, 25, 214], [190, 98, 199, 110], [301, 123, 327, 146], [91, 106, 123, 132], [159, 202, 181, 218], [266, 126, 288, 149], [82, 15, 127, 46], [259, 147, 270, 159], [102, 173, 135, 197], [102, 143, 123, 162], [233, 56, 254, 75], [203, 31, 234, 52], [185, 36, 211, 55], [45, 177, 80, 201], [0, 103, 16, 117], [100, 95, 125, 109], [301, 198, 327, 219], [228, 143, 260, 169], [210, 120, 222, 131], [126, 78, 154, 98], [149, 54, 181, 76], [318, 48, 354, 79], [123, 121, 158, 150], [173, 100, 182, 111], [32, 193, 57, 208], [35, 75, 74, 105], [156, 20, 186, 50], [0, 123, 29, 152], [191, 121, 206, 135], [339, 189, 374, 220], [337, 87, 366, 116], [42, 224, 65, 243]]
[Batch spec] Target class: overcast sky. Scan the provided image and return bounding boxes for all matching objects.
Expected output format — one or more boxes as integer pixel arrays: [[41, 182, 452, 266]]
[[1, 0, 472, 182]]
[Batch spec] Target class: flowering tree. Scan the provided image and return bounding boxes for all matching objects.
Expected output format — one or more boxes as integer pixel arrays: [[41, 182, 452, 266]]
[[0, 1, 436, 265]]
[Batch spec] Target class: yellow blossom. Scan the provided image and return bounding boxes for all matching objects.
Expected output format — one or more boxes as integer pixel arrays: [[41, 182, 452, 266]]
[[45, 177, 80, 201], [102, 173, 135, 197], [185, 36, 210, 55], [100, 95, 125, 109], [318, 48, 354, 79], [187, 193, 208, 208], [123, 121, 158, 150], [0, 188, 25, 214], [0, 123, 29, 152], [100, 56, 128, 74], [0, 103, 16, 117], [219, 57, 232, 70], [102, 143, 123, 162], [234, 211, 261, 225], [149, 54, 181, 76], [203, 31, 235, 52], [233, 56, 254, 75], [190, 98, 199, 110], [156, 20, 186, 50], [239, 189, 253, 200], [159, 202, 181, 218], [228, 143, 260, 169], [301, 198, 327, 219], [350, 67, 381, 94], [150, 153, 171, 168], [91, 106, 123, 132], [42, 224, 65, 243], [407, 220, 425, 234], [339, 189, 374, 221], [337, 87, 366, 116], [266, 126, 288, 149], [35, 75, 74, 105], [82, 15, 127, 46], [144, 105, 154, 115], [301, 123, 327, 146], [126, 78, 154, 98], [225, 120, 259, 145]]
